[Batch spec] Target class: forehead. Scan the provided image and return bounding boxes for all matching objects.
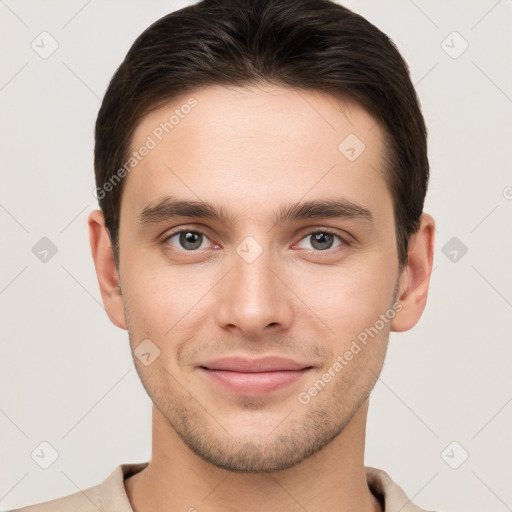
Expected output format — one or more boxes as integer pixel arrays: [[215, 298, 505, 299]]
[[123, 84, 391, 225]]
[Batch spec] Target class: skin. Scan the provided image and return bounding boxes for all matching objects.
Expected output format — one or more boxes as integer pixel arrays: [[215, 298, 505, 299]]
[[89, 84, 435, 512]]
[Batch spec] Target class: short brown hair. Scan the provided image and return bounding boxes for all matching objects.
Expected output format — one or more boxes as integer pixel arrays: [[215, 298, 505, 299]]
[[94, 0, 429, 268]]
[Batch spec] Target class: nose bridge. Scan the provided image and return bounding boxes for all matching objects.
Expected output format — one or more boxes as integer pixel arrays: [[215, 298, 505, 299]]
[[215, 241, 291, 335]]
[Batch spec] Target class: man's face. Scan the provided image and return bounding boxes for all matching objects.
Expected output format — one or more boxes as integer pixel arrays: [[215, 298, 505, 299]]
[[117, 85, 401, 472]]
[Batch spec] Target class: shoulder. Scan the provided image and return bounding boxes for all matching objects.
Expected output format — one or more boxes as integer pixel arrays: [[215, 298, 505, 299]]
[[365, 466, 439, 512], [9, 482, 104, 512], [9, 463, 149, 512]]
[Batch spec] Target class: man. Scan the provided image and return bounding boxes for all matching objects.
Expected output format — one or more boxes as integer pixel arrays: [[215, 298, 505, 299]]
[[14, 0, 436, 510]]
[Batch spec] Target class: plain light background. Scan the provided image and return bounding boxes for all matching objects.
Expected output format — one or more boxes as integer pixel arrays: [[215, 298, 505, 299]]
[[1, 1, 511, 510]]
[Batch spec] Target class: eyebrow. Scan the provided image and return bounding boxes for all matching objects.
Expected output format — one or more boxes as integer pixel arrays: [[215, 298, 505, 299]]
[[138, 195, 373, 227]]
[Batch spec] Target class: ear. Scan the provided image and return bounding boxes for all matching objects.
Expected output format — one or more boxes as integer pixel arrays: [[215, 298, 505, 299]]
[[391, 213, 435, 332], [88, 209, 127, 330]]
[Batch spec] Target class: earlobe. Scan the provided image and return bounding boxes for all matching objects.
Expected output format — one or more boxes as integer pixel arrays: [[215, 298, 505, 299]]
[[391, 213, 435, 332], [88, 209, 127, 330]]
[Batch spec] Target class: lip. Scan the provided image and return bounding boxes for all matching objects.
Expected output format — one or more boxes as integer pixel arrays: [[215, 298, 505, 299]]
[[198, 356, 313, 395], [199, 356, 311, 372]]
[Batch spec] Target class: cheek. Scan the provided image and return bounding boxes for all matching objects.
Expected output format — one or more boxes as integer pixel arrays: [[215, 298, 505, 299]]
[[120, 253, 217, 342], [121, 265, 176, 339], [291, 258, 397, 344]]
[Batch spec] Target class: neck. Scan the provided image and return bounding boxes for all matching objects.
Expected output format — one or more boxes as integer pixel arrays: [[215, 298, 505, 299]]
[[125, 400, 381, 512]]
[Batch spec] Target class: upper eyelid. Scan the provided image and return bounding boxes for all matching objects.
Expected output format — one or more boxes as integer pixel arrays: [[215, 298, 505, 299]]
[[293, 229, 349, 249], [163, 228, 214, 246]]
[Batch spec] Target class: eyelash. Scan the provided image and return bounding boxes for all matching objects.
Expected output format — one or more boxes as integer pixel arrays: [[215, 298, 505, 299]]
[[161, 227, 351, 253]]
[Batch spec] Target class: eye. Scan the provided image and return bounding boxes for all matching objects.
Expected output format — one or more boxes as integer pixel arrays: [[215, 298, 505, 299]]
[[296, 230, 346, 251], [164, 230, 212, 251]]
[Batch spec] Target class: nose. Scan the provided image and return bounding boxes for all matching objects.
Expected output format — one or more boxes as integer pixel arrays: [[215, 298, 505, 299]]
[[214, 249, 293, 338]]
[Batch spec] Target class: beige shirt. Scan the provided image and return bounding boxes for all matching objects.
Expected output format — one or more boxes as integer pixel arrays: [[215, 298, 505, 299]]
[[12, 463, 435, 512]]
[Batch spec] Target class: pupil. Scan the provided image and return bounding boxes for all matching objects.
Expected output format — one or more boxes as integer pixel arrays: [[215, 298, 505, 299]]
[[311, 232, 333, 250], [180, 231, 202, 250]]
